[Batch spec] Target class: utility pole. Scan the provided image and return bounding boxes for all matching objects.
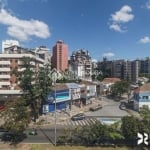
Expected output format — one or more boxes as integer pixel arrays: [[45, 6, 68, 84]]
[[54, 78, 56, 147], [52, 68, 57, 147], [69, 88, 73, 117]]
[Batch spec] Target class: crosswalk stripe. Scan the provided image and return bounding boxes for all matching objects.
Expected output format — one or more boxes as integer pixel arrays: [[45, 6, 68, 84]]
[[90, 118, 96, 124], [59, 118, 98, 127], [72, 121, 77, 126], [84, 119, 90, 126], [80, 120, 86, 126], [74, 120, 79, 126], [86, 119, 93, 125]]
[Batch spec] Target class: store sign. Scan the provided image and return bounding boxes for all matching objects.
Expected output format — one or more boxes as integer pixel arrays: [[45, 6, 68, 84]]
[[43, 105, 49, 113]]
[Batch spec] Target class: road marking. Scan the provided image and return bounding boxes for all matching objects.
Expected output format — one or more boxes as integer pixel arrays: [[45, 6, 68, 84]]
[[80, 120, 86, 126], [84, 119, 91, 126], [60, 118, 98, 127]]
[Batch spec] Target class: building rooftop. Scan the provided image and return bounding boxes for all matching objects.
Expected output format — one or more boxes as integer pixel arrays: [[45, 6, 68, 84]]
[[51, 83, 68, 91], [66, 83, 80, 89], [102, 78, 121, 84], [139, 82, 150, 92]]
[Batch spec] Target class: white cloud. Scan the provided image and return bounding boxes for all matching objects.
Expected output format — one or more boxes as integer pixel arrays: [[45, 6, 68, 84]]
[[102, 52, 115, 58], [145, 0, 150, 9], [109, 5, 134, 32], [139, 36, 150, 44], [0, 8, 50, 41], [109, 24, 124, 32], [92, 59, 97, 62], [111, 5, 134, 23]]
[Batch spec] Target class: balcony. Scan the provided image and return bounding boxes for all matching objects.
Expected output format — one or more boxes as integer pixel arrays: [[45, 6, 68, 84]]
[[0, 68, 10, 72], [0, 75, 10, 79], [18, 68, 26, 72], [18, 60, 23, 65], [0, 61, 10, 65], [0, 82, 10, 86], [0, 90, 22, 94]]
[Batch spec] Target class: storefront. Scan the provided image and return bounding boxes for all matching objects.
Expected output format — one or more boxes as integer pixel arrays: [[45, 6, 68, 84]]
[[43, 89, 71, 113]]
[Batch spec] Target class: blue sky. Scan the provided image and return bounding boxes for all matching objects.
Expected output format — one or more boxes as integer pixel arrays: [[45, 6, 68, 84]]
[[0, 0, 150, 61]]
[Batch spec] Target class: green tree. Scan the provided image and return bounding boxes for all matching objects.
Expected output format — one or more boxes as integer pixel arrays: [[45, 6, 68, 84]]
[[111, 80, 130, 99], [37, 64, 52, 111], [121, 116, 139, 144], [139, 105, 150, 120], [139, 105, 150, 133], [1, 97, 30, 134], [18, 57, 40, 121]]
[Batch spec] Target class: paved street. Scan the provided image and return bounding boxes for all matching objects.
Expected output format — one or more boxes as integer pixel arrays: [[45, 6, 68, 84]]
[[21, 128, 65, 144], [85, 97, 129, 117]]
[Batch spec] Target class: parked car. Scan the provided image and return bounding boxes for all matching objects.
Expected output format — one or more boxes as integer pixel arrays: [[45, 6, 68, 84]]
[[89, 104, 102, 111], [1, 132, 27, 142], [71, 113, 86, 121], [119, 102, 126, 110], [0, 127, 8, 132], [1, 132, 14, 141]]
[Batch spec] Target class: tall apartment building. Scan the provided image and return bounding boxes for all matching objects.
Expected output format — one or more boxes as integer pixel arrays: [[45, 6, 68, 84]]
[[97, 57, 112, 77], [52, 40, 68, 71], [0, 45, 44, 95], [70, 49, 92, 80], [111, 59, 124, 79], [132, 60, 139, 83], [138, 57, 150, 74], [98, 58, 139, 83], [123, 60, 139, 83]]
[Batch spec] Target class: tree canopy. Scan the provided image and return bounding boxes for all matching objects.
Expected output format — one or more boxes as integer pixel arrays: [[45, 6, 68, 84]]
[[1, 97, 30, 134], [111, 80, 130, 98]]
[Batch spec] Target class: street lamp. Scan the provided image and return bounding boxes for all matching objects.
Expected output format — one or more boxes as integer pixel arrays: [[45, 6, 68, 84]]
[[69, 88, 73, 117], [51, 68, 57, 146]]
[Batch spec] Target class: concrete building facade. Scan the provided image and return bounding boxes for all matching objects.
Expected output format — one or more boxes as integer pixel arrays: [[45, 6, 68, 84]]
[[70, 49, 92, 80], [133, 83, 150, 111], [0, 45, 44, 95]]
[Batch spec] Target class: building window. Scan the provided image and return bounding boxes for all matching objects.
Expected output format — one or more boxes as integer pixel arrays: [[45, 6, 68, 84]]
[[143, 96, 148, 100]]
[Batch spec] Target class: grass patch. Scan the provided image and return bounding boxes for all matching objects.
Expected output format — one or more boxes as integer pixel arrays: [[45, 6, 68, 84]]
[[0, 144, 147, 150]]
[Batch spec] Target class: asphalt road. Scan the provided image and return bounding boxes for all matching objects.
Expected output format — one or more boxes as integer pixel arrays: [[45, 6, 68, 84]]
[[22, 127, 65, 144], [85, 97, 129, 117]]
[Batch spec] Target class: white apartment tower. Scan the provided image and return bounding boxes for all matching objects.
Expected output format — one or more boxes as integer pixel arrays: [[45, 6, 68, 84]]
[[2, 40, 20, 53]]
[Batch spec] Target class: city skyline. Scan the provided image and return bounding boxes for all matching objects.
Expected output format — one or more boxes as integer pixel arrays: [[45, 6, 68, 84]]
[[0, 0, 150, 61]]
